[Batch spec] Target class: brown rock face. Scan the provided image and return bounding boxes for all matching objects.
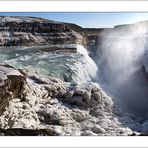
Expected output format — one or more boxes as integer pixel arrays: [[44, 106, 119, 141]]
[[0, 128, 55, 136], [0, 65, 26, 114], [0, 16, 87, 47]]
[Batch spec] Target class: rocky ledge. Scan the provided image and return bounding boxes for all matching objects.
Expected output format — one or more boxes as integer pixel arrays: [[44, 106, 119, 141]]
[[0, 16, 87, 53], [0, 64, 145, 136]]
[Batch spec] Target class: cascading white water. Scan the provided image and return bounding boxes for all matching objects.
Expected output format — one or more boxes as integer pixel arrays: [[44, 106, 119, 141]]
[[72, 44, 99, 83], [95, 23, 148, 116]]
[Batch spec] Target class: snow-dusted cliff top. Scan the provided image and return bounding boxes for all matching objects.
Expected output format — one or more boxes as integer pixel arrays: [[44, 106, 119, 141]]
[[0, 16, 86, 48], [0, 16, 57, 23]]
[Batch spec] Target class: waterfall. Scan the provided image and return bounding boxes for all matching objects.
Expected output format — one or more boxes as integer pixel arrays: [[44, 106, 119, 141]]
[[77, 44, 89, 56], [94, 26, 148, 116], [69, 44, 99, 83]]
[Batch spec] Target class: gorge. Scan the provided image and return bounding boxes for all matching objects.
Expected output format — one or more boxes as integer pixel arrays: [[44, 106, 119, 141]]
[[0, 16, 148, 135]]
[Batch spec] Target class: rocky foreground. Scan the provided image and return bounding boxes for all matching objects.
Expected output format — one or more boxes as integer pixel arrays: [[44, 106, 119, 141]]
[[0, 64, 147, 136]]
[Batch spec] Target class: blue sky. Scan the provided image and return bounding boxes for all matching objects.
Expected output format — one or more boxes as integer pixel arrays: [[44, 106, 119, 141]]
[[0, 12, 148, 28]]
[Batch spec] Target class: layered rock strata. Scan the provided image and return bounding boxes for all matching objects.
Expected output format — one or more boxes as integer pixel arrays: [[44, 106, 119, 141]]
[[0, 16, 86, 52]]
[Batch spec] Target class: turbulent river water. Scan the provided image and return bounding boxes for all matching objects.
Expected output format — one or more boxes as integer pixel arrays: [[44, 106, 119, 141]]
[[0, 44, 98, 84]]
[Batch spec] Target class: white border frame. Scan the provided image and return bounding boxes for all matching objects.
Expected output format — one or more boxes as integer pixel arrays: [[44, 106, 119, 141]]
[[0, 1, 148, 147], [0, 1, 148, 12], [0, 137, 148, 147]]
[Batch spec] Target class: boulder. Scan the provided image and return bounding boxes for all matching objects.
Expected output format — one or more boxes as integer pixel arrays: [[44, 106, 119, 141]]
[[0, 65, 26, 114], [63, 83, 103, 107]]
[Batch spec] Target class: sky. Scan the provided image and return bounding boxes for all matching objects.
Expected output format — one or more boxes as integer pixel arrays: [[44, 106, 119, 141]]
[[0, 12, 148, 28]]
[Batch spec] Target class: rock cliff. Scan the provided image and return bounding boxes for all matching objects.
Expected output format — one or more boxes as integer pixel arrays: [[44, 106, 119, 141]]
[[0, 16, 87, 53]]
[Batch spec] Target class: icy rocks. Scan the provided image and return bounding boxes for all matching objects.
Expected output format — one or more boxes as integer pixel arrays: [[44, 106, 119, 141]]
[[0, 65, 26, 114], [70, 109, 88, 122], [81, 130, 98, 136], [92, 125, 105, 134], [0, 65, 141, 136], [64, 82, 103, 107], [92, 92, 102, 102]]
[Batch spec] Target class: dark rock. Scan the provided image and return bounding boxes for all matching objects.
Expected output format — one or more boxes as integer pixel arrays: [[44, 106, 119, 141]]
[[0, 16, 87, 48], [0, 128, 56, 136], [0, 65, 26, 114]]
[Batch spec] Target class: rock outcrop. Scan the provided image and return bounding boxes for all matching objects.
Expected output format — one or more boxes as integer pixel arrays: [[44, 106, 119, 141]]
[[0, 65, 26, 114], [0, 16, 87, 52]]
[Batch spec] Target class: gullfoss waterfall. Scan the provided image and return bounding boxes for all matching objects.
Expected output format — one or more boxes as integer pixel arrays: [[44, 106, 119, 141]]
[[1, 15, 148, 135], [95, 23, 148, 116]]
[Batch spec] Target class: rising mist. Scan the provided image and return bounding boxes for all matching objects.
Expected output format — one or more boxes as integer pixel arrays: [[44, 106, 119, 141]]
[[95, 22, 148, 116]]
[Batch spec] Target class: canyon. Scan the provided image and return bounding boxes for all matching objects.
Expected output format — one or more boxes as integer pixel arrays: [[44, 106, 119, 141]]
[[0, 16, 148, 135]]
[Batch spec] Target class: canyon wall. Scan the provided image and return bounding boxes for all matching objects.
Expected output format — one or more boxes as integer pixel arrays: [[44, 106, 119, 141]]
[[0, 16, 87, 52]]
